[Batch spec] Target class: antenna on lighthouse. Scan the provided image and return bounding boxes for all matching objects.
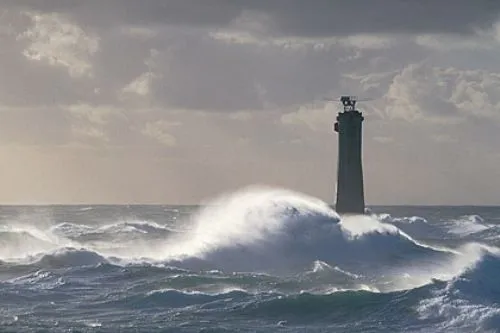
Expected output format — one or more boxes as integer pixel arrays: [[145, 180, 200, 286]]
[[323, 96, 375, 112]]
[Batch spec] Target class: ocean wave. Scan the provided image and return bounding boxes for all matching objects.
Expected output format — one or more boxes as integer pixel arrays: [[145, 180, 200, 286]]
[[153, 186, 451, 275], [446, 214, 491, 236], [2, 242, 498, 331], [448, 244, 500, 303], [8, 269, 59, 285], [231, 288, 411, 325], [102, 288, 256, 310], [26, 247, 109, 269], [417, 244, 500, 332], [229, 247, 500, 328], [97, 220, 175, 235], [372, 213, 451, 242], [51, 220, 176, 240], [49, 222, 94, 238], [0, 188, 453, 277], [0, 229, 61, 260], [1, 199, 499, 332]]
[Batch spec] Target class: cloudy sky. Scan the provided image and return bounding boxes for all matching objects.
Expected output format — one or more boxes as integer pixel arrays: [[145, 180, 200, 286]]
[[0, 1, 500, 205]]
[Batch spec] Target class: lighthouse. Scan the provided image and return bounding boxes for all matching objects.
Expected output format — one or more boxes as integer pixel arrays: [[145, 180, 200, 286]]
[[334, 96, 365, 215]]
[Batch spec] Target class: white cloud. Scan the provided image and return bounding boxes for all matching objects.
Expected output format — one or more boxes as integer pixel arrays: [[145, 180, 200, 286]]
[[449, 70, 500, 119], [210, 7, 396, 52], [141, 120, 179, 147], [67, 104, 128, 145], [283, 62, 500, 130], [18, 12, 99, 77], [119, 48, 163, 105], [210, 30, 395, 51], [209, 31, 264, 46], [123, 72, 154, 96], [339, 35, 395, 50], [341, 71, 399, 100], [383, 63, 500, 123], [415, 34, 494, 51]]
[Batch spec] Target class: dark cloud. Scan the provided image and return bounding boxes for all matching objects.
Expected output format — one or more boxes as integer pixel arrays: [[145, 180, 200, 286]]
[[251, 0, 500, 37], [147, 34, 427, 112], [4, 0, 500, 37], [148, 35, 356, 111], [0, 8, 425, 111], [0, 1, 428, 113]]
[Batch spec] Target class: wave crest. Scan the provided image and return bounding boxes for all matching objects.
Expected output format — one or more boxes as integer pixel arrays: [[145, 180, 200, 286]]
[[417, 245, 500, 331], [156, 186, 449, 274], [29, 248, 109, 268]]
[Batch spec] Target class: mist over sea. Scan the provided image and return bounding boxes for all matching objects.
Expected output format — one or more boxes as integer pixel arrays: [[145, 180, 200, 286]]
[[1, 186, 500, 332]]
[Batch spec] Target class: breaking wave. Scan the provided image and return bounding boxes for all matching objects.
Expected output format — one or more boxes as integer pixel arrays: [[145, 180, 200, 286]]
[[446, 214, 491, 236], [0, 186, 454, 277], [1, 186, 500, 332], [30, 248, 109, 269], [416, 244, 500, 332], [376, 213, 445, 239], [152, 186, 452, 275]]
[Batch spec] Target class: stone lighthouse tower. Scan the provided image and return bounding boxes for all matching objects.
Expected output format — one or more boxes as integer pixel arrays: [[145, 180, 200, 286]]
[[334, 96, 365, 214]]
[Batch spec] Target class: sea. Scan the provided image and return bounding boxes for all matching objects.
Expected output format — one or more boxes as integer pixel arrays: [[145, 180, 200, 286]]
[[1, 186, 500, 333]]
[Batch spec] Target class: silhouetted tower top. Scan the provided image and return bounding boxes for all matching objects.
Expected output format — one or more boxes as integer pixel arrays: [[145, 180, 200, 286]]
[[341, 95, 358, 111]]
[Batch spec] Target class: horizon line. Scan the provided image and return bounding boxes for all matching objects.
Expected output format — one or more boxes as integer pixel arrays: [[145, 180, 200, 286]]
[[0, 203, 498, 208]]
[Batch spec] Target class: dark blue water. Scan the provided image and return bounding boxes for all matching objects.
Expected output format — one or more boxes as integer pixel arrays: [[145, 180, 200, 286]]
[[1, 188, 500, 332]]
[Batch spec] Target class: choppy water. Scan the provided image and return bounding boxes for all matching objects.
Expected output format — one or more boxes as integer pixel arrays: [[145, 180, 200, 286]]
[[1, 186, 500, 332]]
